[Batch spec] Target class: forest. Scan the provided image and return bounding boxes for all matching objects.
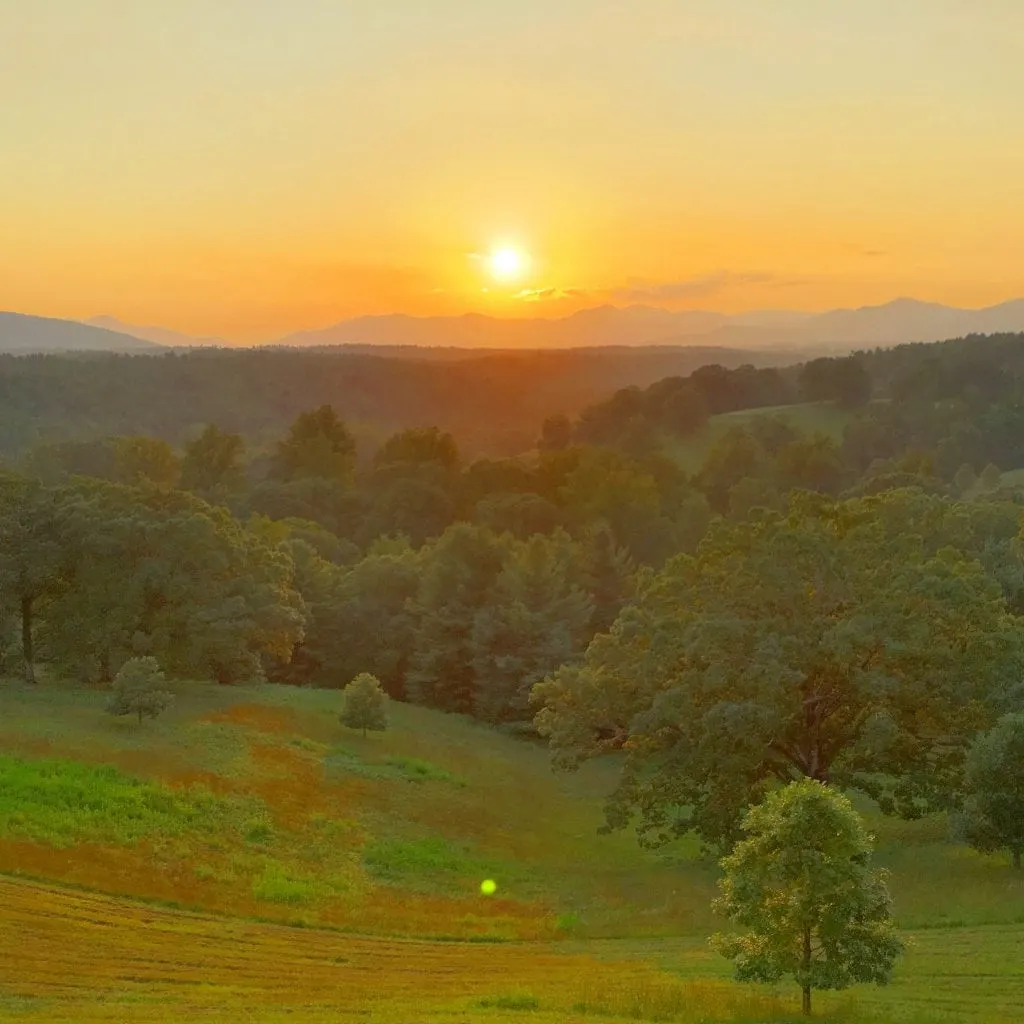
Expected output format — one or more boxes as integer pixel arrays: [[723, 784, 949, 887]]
[[3, 330, 1024, 1018]]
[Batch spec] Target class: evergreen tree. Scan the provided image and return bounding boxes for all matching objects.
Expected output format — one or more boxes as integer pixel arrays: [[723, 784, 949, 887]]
[[107, 657, 174, 724], [470, 532, 593, 722], [406, 524, 506, 712], [581, 527, 635, 634], [269, 405, 356, 482], [340, 672, 388, 737], [713, 780, 902, 1016]]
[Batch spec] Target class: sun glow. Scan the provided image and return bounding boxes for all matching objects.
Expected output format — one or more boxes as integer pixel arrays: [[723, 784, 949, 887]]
[[488, 247, 529, 282]]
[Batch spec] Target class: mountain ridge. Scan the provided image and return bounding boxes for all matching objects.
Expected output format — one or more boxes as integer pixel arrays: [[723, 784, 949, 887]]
[[0, 312, 161, 355], [1, 297, 1022, 356]]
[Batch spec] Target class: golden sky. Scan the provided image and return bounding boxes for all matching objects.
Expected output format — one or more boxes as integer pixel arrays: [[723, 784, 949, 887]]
[[3, 1, 1024, 341]]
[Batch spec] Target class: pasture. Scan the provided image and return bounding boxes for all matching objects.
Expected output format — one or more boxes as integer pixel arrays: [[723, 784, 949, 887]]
[[0, 677, 1022, 1021], [666, 402, 853, 471]]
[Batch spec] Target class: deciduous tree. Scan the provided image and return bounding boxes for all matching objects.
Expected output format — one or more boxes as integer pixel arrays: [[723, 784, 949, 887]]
[[712, 779, 902, 1016], [340, 672, 388, 737], [957, 713, 1024, 870], [107, 656, 174, 724], [535, 493, 1023, 849]]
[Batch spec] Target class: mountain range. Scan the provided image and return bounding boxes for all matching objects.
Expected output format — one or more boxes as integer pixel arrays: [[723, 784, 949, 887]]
[[0, 312, 160, 354], [4, 297, 1024, 356]]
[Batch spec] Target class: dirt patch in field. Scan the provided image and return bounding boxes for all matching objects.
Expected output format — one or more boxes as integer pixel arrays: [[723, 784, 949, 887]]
[[0, 839, 235, 913]]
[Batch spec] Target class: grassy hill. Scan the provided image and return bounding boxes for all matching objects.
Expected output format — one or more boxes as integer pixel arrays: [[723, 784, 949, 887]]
[[665, 402, 853, 471], [0, 678, 1022, 1021]]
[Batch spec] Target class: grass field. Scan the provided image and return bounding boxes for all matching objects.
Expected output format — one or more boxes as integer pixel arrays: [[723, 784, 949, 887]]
[[666, 402, 854, 471], [1, 676, 1022, 1021]]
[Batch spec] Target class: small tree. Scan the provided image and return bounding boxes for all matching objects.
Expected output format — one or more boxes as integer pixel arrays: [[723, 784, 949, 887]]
[[979, 463, 1003, 492], [953, 462, 977, 496], [712, 780, 902, 1016], [340, 672, 388, 737], [958, 714, 1024, 870], [107, 657, 174, 725]]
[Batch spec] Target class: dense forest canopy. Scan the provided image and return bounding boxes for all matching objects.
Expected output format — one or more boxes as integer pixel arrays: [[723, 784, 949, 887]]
[[3, 327, 1024, 853], [0, 344, 793, 460]]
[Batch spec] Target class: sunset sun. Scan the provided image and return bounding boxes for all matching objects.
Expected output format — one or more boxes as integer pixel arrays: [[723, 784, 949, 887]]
[[488, 247, 528, 282]]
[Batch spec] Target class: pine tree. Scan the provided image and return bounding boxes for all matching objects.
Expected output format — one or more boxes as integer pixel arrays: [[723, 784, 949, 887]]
[[107, 657, 174, 725], [470, 532, 593, 723], [340, 672, 388, 737], [582, 527, 635, 634]]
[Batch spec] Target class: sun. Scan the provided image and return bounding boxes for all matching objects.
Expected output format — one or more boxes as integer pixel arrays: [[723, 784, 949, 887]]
[[488, 247, 528, 281]]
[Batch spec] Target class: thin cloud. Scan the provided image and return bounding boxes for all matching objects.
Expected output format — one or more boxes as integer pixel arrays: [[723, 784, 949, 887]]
[[610, 271, 780, 302], [513, 287, 587, 302]]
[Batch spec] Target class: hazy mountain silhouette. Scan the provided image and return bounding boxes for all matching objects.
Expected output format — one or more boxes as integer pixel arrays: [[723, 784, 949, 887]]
[[8, 297, 1024, 355], [668, 298, 1024, 352], [85, 315, 226, 348], [274, 298, 1024, 351], [0, 312, 161, 354], [275, 306, 734, 349]]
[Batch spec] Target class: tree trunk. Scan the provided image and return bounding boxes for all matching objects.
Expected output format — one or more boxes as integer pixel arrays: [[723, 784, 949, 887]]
[[20, 593, 35, 684], [1013, 847, 1021, 870], [137, 708, 143, 725], [801, 925, 813, 1016]]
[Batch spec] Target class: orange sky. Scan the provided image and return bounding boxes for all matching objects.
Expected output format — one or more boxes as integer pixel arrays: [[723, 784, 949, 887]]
[[3, 1, 1024, 341]]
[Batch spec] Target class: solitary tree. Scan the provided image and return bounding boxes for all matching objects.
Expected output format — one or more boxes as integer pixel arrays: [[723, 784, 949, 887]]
[[107, 657, 174, 725], [340, 672, 388, 737], [958, 713, 1024, 869], [713, 779, 902, 1016]]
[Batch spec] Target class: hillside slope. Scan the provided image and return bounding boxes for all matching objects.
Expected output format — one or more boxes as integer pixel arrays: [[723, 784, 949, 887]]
[[2, 680, 1023, 1021]]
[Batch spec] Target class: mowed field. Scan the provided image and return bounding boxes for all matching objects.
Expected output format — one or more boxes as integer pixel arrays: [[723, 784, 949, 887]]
[[666, 402, 854, 471], [1, 678, 1023, 1022]]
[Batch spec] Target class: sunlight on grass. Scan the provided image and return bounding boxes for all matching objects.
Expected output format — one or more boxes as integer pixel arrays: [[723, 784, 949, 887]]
[[0, 754, 232, 847]]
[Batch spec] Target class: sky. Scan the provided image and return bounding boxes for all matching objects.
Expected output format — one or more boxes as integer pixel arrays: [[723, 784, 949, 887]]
[[2, 0, 1024, 341]]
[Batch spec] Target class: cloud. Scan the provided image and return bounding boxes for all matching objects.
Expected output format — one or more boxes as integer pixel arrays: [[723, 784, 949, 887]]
[[610, 271, 782, 302], [513, 287, 588, 302]]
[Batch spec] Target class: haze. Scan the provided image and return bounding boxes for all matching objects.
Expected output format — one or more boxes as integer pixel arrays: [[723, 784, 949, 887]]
[[3, 1, 1024, 341]]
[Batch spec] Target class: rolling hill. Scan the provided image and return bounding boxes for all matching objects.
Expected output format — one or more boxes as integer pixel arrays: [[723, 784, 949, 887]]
[[0, 678, 1022, 1022]]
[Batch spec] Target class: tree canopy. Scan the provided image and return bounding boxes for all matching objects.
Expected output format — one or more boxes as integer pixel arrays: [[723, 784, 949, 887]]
[[535, 491, 1024, 849]]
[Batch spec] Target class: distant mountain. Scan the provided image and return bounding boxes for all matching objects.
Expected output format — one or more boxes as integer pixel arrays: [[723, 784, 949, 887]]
[[0, 312, 161, 354], [85, 315, 225, 348], [661, 298, 1024, 353], [274, 298, 1024, 352], [10, 297, 1024, 356], [274, 305, 735, 349]]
